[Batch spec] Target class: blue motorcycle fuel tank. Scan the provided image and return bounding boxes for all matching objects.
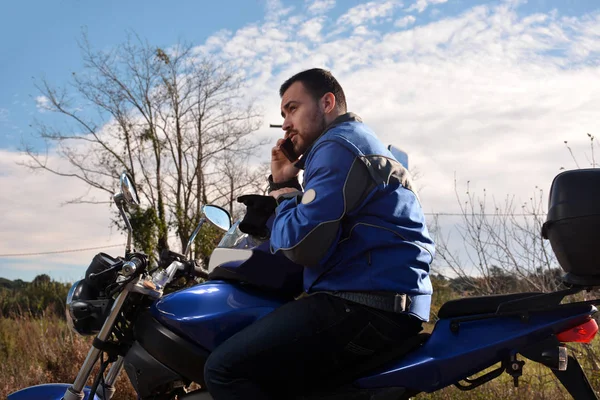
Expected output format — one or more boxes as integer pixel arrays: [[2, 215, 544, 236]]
[[151, 219, 304, 351], [151, 278, 286, 351]]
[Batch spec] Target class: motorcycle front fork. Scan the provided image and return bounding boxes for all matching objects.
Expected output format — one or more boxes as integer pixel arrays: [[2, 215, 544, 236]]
[[93, 356, 125, 400], [63, 288, 130, 400]]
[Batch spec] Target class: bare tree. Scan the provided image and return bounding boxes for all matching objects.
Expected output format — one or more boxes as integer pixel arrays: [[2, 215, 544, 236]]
[[213, 152, 270, 219], [433, 134, 600, 295], [432, 177, 561, 295], [22, 34, 267, 258]]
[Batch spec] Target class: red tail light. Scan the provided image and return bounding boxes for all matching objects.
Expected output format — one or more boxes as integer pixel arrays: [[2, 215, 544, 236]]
[[557, 318, 599, 343]]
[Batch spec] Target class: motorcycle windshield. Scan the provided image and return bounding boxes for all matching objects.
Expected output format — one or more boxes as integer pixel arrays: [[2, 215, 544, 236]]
[[217, 220, 267, 249]]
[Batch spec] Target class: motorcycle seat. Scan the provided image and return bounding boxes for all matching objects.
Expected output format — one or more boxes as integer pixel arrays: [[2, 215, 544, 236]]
[[437, 292, 543, 319], [305, 332, 430, 398]]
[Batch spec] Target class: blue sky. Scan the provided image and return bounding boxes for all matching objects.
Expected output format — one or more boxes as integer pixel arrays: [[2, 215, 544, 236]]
[[2, 0, 598, 151], [0, 0, 265, 150], [1, 0, 600, 282]]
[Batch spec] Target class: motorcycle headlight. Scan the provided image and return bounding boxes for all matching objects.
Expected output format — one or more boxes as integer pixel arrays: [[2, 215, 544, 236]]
[[65, 281, 79, 333], [65, 280, 110, 336]]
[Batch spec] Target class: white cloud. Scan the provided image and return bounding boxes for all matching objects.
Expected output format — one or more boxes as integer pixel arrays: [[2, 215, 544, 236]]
[[353, 26, 372, 36], [299, 17, 325, 42], [0, 108, 8, 122], [395, 15, 416, 27], [306, 0, 335, 14], [197, 29, 232, 54], [503, 0, 528, 8], [337, 0, 401, 26], [191, 1, 600, 217], [35, 95, 50, 113], [265, 0, 294, 21], [406, 0, 448, 13], [0, 149, 125, 282], [7, 0, 600, 281]]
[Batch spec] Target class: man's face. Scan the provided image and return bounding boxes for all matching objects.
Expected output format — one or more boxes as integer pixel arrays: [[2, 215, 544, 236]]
[[280, 81, 327, 157]]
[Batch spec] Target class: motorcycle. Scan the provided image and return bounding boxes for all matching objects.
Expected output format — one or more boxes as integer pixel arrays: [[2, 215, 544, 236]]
[[8, 166, 600, 400]]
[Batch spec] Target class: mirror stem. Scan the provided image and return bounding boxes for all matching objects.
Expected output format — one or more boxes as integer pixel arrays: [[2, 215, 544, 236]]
[[184, 217, 206, 258], [120, 206, 133, 253], [114, 193, 133, 253]]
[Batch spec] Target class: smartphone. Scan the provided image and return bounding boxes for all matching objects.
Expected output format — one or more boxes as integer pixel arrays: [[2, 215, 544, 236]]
[[280, 137, 299, 162]]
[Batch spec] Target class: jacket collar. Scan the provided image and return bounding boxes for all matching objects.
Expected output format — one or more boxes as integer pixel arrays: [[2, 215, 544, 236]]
[[294, 112, 362, 170]]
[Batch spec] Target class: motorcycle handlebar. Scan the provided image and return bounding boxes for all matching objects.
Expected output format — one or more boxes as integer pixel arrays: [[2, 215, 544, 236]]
[[122, 256, 145, 276], [189, 260, 210, 280]]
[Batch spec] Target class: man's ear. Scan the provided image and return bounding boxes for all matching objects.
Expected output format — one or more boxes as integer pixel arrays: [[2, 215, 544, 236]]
[[320, 92, 336, 114]]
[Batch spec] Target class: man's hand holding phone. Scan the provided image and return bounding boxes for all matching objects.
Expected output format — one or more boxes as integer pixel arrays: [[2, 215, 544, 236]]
[[271, 137, 300, 183]]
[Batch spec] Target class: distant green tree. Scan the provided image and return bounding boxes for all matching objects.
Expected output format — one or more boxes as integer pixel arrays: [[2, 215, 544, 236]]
[[12, 279, 26, 288], [0, 275, 70, 318], [32, 274, 51, 286]]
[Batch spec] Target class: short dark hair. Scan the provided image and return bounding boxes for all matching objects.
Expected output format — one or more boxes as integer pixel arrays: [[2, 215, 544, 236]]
[[279, 68, 347, 112]]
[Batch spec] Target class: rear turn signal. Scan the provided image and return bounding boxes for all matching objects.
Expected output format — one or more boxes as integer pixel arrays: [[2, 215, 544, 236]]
[[557, 318, 599, 343]]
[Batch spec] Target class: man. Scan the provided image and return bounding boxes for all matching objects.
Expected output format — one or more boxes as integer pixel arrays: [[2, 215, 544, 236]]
[[204, 68, 435, 399]]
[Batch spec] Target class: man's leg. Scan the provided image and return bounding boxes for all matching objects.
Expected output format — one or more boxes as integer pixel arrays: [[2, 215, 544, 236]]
[[204, 293, 422, 400]]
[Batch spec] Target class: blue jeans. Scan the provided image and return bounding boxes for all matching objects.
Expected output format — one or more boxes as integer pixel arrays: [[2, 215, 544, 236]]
[[204, 293, 423, 399]]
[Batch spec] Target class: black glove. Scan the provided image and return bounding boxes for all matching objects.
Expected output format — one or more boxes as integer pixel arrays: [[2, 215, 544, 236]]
[[237, 195, 278, 238], [267, 174, 303, 193]]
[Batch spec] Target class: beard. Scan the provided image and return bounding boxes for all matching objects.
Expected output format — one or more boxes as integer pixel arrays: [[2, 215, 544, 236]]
[[296, 109, 327, 155]]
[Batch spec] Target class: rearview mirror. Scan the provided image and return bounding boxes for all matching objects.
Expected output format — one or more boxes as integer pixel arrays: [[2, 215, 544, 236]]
[[203, 205, 232, 232], [183, 205, 232, 257], [120, 173, 140, 207], [114, 172, 139, 253]]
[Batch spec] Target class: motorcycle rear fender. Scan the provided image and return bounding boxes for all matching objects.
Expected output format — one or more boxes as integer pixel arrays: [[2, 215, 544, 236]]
[[7, 383, 101, 400], [357, 303, 596, 391]]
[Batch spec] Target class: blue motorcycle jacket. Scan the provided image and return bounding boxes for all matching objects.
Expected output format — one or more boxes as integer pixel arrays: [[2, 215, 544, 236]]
[[270, 113, 435, 321]]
